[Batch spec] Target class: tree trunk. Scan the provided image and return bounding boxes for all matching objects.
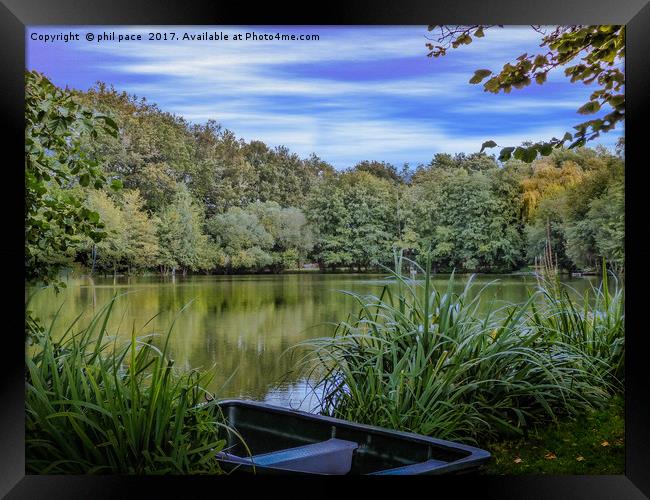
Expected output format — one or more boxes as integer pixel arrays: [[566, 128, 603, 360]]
[[91, 244, 97, 275]]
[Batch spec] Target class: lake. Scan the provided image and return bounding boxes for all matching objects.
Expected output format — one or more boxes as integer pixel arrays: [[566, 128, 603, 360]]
[[27, 272, 606, 411]]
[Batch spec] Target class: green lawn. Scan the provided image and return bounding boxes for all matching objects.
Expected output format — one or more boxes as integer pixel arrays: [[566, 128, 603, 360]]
[[482, 396, 624, 475]]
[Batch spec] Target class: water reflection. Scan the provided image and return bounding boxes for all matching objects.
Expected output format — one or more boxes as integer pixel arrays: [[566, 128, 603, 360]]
[[27, 272, 605, 410]]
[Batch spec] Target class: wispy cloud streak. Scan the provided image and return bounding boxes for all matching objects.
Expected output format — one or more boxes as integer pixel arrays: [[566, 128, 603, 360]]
[[27, 25, 623, 168]]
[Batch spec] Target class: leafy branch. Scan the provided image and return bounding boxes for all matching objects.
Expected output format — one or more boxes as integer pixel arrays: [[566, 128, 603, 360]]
[[25, 70, 121, 286], [426, 25, 625, 162]]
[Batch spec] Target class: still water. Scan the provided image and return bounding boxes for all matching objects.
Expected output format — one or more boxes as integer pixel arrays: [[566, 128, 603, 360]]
[[27, 272, 604, 411]]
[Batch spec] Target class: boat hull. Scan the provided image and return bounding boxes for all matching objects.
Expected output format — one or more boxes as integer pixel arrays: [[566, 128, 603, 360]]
[[215, 399, 491, 475]]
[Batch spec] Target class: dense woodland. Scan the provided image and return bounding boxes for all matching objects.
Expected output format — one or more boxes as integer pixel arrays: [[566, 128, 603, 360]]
[[27, 73, 625, 278]]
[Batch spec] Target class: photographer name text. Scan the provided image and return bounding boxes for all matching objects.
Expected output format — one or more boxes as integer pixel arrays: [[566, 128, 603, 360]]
[[30, 31, 320, 44]]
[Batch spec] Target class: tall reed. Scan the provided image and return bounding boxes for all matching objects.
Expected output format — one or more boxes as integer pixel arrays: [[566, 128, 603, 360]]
[[298, 253, 612, 443], [26, 296, 230, 474], [529, 264, 624, 388]]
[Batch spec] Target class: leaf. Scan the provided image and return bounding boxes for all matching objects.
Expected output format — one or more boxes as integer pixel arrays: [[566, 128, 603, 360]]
[[608, 94, 624, 108], [458, 34, 472, 45], [470, 69, 493, 84], [498, 147, 515, 162], [513, 457, 523, 464], [539, 142, 553, 156], [600, 440, 610, 447], [480, 140, 497, 152], [513, 77, 531, 89], [99, 115, 119, 132], [533, 54, 547, 67], [79, 174, 90, 187], [577, 101, 601, 115], [474, 27, 485, 38], [111, 179, 124, 190], [484, 78, 500, 92], [513, 147, 526, 161], [87, 210, 100, 224], [522, 147, 538, 163], [576, 456, 585, 462], [544, 451, 557, 460], [535, 72, 547, 84], [569, 138, 586, 149]]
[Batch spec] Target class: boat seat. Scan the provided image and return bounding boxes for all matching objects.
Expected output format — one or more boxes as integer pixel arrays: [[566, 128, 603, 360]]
[[218, 438, 358, 475], [369, 458, 448, 475]]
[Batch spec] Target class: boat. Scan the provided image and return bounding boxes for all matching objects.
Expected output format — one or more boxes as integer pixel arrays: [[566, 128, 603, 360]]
[[215, 399, 491, 475]]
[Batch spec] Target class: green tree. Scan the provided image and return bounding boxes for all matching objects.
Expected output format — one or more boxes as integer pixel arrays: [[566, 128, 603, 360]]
[[84, 190, 128, 276], [190, 125, 258, 215], [524, 195, 575, 271], [562, 152, 624, 270], [83, 189, 159, 276], [586, 181, 624, 272], [206, 207, 273, 273], [412, 152, 498, 183], [247, 202, 313, 272], [413, 167, 525, 272], [76, 84, 194, 212], [157, 186, 213, 274], [352, 160, 403, 183], [305, 177, 354, 270], [307, 171, 398, 271], [120, 190, 159, 272], [523, 147, 624, 272], [25, 71, 119, 285]]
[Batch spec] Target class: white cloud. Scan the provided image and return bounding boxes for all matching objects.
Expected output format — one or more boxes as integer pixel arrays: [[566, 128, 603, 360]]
[[451, 97, 587, 114], [28, 25, 623, 168]]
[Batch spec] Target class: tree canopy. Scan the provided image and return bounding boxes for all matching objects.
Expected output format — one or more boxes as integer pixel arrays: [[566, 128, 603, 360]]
[[25, 73, 625, 281]]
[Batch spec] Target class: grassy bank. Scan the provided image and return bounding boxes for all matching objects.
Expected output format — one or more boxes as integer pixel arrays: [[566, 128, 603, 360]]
[[483, 396, 624, 474], [25, 296, 231, 474]]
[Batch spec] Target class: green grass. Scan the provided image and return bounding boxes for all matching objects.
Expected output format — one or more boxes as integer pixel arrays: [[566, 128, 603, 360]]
[[298, 252, 622, 445], [25, 294, 234, 474], [483, 396, 624, 474]]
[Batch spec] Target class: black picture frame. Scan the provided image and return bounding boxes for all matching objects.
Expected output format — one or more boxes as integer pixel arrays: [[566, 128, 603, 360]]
[[3, 1, 649, 497]]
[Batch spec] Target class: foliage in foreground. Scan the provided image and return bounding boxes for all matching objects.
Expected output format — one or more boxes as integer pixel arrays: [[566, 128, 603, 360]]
[[25, 297, 229, 474], [427, 25, 624, 161], [300, 254, 623, 443], [25, 70, 120, 286]]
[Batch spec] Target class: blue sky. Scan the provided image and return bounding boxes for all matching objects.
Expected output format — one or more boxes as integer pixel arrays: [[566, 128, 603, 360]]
[[26, 26, 623, 169]]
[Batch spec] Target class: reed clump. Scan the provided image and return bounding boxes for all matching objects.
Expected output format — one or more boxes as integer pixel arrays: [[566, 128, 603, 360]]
[[299, 253, 622, 443], [26, 296, 229, 474], [530, 263, 624, 388]]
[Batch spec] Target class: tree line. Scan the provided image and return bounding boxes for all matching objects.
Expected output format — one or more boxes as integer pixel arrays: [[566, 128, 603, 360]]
[[26, 71, 624, 282]]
